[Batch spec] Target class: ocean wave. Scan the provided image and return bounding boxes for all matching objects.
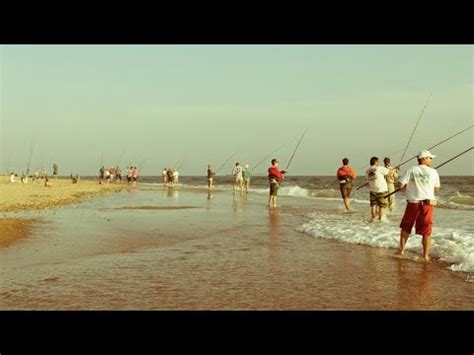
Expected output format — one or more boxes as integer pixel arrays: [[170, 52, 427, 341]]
[[297, 211, 474, 273]]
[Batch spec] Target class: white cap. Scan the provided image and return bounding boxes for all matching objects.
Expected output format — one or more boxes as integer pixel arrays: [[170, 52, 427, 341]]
[[417, 149, 436, 159]]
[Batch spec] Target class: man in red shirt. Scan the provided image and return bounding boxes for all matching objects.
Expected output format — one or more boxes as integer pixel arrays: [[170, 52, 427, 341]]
[[336, 158, 357, 212], [268, 158, 287, 208]]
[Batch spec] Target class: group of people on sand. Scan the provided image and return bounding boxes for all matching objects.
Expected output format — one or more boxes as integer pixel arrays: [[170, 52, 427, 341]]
[[8, 164, 59, 187], [162, 168, 179, 185], [336, 150, 440, 262], [99, 166, 138, 185]]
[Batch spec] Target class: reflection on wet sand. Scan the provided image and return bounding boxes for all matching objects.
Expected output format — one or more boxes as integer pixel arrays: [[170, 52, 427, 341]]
[[396, 259, 434, 309], [232, 192, 245, 213], [164, 187, 180, 199], [268, 208, 282, 273]]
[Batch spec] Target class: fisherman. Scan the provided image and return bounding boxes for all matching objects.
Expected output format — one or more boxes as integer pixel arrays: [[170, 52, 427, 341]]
[[336, 157, 357, 212], [44, 175, 53, 187], [105, 168, 111, 184], [242, 164, 251, 193], [207, 165, 215, 189], [132, 166, 139, 185], [21, 172, 28, 184], [70, 173, 78, 184], [268, 159, 287, 208], [9, 172, 16, 183], [232, 162, 244, 194], [99, 166, 105, 185], [162, 168, 168, 184], [396, 150, 440, 262], [173, 169, 179, 185], [115, 166, 122, 184], [126, 167, 132, 184], [53, 163, 58, 179], [167, 168, 174, 185], [383, 157, 400, 212], [365, 156, 389, 221]]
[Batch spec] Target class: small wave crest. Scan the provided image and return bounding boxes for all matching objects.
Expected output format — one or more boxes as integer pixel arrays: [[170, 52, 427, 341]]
[[297, 211, 474, 273]]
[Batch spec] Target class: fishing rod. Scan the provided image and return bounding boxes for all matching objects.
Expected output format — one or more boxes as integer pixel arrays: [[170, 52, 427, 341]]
[[26, 142, 35, 175], [384, 146, 473, 199], [251, 144, 286, 173], [356, 147, 406, 172], [215, 152, 237, 174], [397, 92, 432, 166], [356, 125, 473, 190], [285, 128, 308, 171]]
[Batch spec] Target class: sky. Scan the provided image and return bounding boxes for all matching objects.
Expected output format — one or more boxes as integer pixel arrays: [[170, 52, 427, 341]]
[[0, 45, 472, 176]]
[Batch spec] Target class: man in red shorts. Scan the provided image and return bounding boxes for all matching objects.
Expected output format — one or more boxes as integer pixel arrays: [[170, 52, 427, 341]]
[[396, 149, 440, 261], [336, 157, 356, 212]]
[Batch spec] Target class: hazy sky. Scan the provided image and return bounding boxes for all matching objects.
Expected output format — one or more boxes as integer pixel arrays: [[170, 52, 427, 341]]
[[1, 45, 472, 176]]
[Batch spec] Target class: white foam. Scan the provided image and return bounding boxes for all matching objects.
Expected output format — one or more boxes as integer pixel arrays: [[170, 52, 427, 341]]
[[297, 211, 474, 273]]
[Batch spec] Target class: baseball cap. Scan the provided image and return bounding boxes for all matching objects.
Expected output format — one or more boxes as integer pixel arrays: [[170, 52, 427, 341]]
[[417, 149, 436, 159]]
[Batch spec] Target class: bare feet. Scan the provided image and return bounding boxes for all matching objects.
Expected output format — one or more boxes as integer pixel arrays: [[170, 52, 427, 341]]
[[395, 249, 404, 256], [423, 255, 431, 262]]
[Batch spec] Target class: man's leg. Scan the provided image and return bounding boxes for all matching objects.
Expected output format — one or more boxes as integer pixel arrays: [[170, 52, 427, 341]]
[[396, 229, 410, 255], [370, 205, 377, 219], [422, 235, 431, 262]]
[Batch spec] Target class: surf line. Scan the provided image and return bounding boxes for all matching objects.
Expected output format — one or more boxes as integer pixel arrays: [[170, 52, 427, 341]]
[[356, 124, 473, 190], [384, 146, 474, 199]]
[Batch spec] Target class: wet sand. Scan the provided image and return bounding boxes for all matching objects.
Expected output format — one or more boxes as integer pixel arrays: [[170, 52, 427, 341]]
[[0, 187, 472, 310], [0, 218, 38, 248]]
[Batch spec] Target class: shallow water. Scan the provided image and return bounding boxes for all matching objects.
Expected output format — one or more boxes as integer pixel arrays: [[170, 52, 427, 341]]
[[1, 186, 473, 309]]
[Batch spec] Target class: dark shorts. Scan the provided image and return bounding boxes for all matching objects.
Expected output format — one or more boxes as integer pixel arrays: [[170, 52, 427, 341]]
[[400, 202, 434, 236], [269, 180, 279, 196], [370, 191, 388, 207], [132, 177, 137, 182], [339, 182, 353, 199]]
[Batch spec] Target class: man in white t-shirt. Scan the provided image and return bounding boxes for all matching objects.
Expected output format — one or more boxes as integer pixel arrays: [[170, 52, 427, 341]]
[[365, 156, 389, 221], [232, 162, 244, 194], [396, 149, 440, 262]]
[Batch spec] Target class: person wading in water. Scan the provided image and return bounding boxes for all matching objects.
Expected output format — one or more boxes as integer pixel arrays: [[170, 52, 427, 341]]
[[336, 157, 356, 212]]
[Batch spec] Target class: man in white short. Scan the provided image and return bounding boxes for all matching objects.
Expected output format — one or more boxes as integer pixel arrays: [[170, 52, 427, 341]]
[[232, 162, 244, 194], [365, 156, 389, 221], [396, 149, 440, 262]]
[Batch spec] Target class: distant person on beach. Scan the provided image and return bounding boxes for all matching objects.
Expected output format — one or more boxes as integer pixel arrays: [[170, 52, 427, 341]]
[[242, 164, 251, 193], [99, 166, 105, 185], [115, 167, 122, 184], [131, 166, 138, 184], [232, 162, 244, 194], [396, 150, 440, 262], [70, 173, 78, 184], [173, 169, 179, 185], [268, 159, 287, 208], [105, 169, 111, 184], [162, 168, 168, 184], [21, 172, 28, 184], [383, 157, 400, 212], [44, 176, 53, 187], [207, 165, 215, 189], [167, 168, 174, 185], [9, 172, 16, 183], [53, 163, 58, 179], [126, 167, 132, 184], [365, 156, 389, 221], [336, 158, 357, 212]]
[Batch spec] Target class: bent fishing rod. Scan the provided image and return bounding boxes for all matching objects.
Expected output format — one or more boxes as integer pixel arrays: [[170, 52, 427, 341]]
[[286, 128, 308, 171], [356, 125, 473, 190], [384, 146, 473, 199], [251, 144, 286, 173], [215, 152, 237, 174]]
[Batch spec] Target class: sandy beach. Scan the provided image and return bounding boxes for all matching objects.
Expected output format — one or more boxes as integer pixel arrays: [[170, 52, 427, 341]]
[[1, 183, 472, 310], [0, 176, 124, 212]]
